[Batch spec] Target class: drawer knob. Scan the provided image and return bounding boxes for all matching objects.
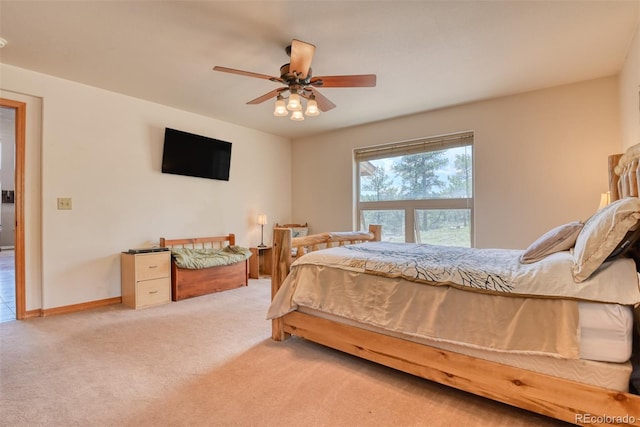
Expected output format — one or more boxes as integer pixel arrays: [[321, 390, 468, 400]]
[[148, 290, 159, 294], [148, 265, 158, 269]]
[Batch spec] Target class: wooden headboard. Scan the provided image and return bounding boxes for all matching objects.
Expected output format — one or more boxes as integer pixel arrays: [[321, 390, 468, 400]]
[[609, 143, 640, 202], [159, 234, 235, 249], [274, 222, 308, 229], [271, 224, 382, 292]]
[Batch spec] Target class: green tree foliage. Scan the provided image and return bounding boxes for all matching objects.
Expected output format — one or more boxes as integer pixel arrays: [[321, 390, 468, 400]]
[[445, 152, 472, 198], [394, 151, 447, 230], [361, 165, 403, 234], [393, 151, 448, 198], [361, 164, 397, 201]]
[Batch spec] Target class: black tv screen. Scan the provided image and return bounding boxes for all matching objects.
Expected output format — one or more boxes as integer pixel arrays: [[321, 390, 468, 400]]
[[161, 128, 232, 181]]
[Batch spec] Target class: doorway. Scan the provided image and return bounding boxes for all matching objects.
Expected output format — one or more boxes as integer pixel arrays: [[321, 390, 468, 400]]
[[0, 249, 15, 322], [0, 98, 26, 321]]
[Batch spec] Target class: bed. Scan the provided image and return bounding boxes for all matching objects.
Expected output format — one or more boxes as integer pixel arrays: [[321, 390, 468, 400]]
[[268, 147, 640, 425], [159, 234, 249, 301]]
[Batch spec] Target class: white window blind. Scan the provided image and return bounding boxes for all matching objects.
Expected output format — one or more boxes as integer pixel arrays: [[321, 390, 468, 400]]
[[354, 131, 474, 162]]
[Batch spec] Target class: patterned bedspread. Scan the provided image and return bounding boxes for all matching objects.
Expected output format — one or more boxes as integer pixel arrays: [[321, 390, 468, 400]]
[[289, 242, 640, 304]]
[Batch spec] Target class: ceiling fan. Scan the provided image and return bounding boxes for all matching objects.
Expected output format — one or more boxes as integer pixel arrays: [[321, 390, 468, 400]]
[[213, 39, 376, 120]]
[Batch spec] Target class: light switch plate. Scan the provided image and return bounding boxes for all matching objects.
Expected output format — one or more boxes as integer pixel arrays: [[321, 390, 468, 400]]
[[57, 198, 72, 210]]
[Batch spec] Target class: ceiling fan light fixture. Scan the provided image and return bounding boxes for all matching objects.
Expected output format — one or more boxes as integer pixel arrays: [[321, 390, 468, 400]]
[[287, 92, 301, 111], [214, 39, 376, 122], [305, 95, 319, 116], [273, 95, 288, 116], [290, 110, 305, 121]]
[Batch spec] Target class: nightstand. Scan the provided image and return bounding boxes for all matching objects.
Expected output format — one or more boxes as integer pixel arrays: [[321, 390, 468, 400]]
[[249, 246, 273, 279], [121, 251, 171, 309]]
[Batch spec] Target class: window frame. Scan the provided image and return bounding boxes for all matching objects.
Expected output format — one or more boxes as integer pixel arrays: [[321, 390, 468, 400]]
[[354, 132, 474, 246]]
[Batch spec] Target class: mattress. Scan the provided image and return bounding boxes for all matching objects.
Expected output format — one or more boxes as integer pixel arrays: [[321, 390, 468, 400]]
[[299, 307, 633, 392], [579, 301, 634, 362]]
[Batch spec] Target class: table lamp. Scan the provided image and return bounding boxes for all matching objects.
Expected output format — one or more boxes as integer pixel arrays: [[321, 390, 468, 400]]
[[257, 214, 267, 248]]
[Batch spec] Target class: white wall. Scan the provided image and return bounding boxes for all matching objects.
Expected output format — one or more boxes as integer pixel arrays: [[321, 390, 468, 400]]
[[620, 17, 640, 151], [1, 64, 291, 310], [292, 77, 620, 250]]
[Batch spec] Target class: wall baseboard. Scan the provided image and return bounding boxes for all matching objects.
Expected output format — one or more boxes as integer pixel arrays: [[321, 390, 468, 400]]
[[23, 309, 42, 319], [41, 297, 122, 317]]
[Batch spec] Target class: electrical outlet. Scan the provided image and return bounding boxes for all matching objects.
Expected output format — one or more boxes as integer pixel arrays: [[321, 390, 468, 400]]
[[57, 198, 72, 210]]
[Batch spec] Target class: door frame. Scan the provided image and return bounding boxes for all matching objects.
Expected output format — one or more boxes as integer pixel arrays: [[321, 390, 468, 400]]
[[0, 98, 26, 320]]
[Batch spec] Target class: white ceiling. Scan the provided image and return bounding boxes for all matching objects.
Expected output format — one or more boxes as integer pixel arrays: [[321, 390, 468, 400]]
[[0, 1, 638, 139]]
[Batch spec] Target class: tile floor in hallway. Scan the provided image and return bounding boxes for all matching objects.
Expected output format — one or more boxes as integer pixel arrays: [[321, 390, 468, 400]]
[[0, 250, 16, 323]]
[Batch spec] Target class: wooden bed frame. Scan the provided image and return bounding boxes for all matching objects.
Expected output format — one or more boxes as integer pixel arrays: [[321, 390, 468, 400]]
[[159, 234, 248, 301], [272, 193, 640, 422], [610, 144, 640, 200]]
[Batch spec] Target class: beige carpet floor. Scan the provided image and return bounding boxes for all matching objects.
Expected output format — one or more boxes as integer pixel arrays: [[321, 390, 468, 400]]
[[0, 279, 571, 427]]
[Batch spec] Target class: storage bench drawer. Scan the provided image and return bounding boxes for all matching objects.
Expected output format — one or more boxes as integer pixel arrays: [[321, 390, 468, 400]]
[[136, 277, 171, 308], [136, 253, 170, 281]]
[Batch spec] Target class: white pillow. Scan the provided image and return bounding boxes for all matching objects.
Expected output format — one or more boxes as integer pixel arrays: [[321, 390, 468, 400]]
[[520, 221, 583, 264], [572, 197, 640, 282], [291, 227, 308, 238]]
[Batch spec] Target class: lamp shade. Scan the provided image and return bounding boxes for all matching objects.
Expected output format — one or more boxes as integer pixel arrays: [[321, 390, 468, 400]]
[[290, 110, 304, 121], [287, 93, 301, 111], [273, 96, 288, 116], [305, 97, 319, 116], [257, 214, 267, 225]]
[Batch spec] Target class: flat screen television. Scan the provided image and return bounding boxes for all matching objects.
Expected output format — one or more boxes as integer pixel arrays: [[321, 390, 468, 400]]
[[161, 128, 232, 181]]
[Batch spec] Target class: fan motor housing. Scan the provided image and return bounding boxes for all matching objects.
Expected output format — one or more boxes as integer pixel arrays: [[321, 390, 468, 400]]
[[280, 63, 312, 84]]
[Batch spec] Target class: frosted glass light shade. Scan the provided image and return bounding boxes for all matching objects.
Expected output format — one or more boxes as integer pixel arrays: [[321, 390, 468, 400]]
[[273, 97, 287, 116], [290, 110, 304, 121], [287, 93, 301, 111], [305, 98, 319, 116]]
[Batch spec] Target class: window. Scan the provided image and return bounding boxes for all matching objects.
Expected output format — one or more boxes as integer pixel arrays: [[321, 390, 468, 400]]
[[355, 132, 473, 246]]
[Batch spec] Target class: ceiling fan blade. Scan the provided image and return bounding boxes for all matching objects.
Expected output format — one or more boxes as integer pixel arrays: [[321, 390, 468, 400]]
[[310, 74, 377, 88], [289, 39, 315, 79], [247, 88, 287, 105], [213, 66, 281, 82], [307, 88, 336, 112]]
